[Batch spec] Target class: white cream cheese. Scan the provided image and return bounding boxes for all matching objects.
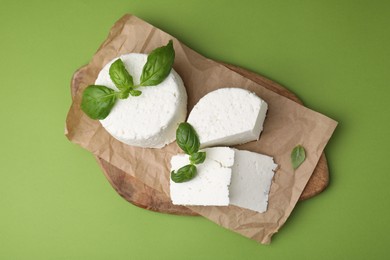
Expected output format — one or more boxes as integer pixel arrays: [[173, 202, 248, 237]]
[[187, 88, 268, 148], [229, 149, 277, 213], [170, 147, 234, 206], [96, 53, 187, 148], [170, 147, 277, 213]]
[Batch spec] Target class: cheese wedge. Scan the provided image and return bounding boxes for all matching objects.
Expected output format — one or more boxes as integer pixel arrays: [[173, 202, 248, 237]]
[[96, 53, 187, 148], [170, 147, 235, 206], [229, 149, 277, 213], [187, 88, 267, 148]]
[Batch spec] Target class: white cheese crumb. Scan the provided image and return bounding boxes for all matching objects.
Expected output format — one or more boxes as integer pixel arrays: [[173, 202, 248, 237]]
[[229, 149, 277, 213], [96, 53, 187, 148], [187, 88, 268, 148]]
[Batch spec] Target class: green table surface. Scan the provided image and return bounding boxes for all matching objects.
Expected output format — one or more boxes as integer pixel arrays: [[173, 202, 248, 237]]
[[1, 1, 389, 259]]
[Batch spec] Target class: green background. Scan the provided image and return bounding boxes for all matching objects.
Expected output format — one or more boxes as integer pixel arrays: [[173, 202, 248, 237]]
[[1, 0, 389, 259]]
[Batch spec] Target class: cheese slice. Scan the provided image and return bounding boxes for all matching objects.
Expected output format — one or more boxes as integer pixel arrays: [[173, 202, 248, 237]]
[[187, 88, 268, 148], [170, 147, 277, 213], [229, 149, 277, 213], [96, 53, 187, 148], [170, 147, 235, 206]]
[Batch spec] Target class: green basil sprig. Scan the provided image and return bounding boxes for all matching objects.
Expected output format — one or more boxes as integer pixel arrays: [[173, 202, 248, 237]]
[[171, 122, 207, 183], [81, 40, 175, 120], [291, 145, 306, 170]]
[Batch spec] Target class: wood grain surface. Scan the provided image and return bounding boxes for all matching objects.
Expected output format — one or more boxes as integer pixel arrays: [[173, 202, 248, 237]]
[[71, 64, 329, 215]]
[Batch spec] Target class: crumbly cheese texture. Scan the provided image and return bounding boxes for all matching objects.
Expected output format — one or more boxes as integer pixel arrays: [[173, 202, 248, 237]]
[[187, 88, 268, 148], [96, 53, 187, 148], [229, 149, 277, 213], [170, 147, 235, 206]]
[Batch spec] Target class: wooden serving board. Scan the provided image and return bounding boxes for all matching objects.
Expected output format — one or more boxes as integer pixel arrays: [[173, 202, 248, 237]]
[[71, 64, 329, 216]]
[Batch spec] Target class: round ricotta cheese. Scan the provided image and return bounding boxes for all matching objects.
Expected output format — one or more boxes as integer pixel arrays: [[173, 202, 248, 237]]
[[96, 53, 187, 148]]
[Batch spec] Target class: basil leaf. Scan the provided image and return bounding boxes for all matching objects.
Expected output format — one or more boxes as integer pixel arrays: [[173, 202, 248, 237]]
[[176, 122, 200, 155], [81, 85, 117, 120], [140, 40, 175, 86], [190, 151, 206, 165], [291, 145, 306, 170], [129, 89, 142, 97], [171, 164, 197, 183], [109, 58, 134, 92]]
